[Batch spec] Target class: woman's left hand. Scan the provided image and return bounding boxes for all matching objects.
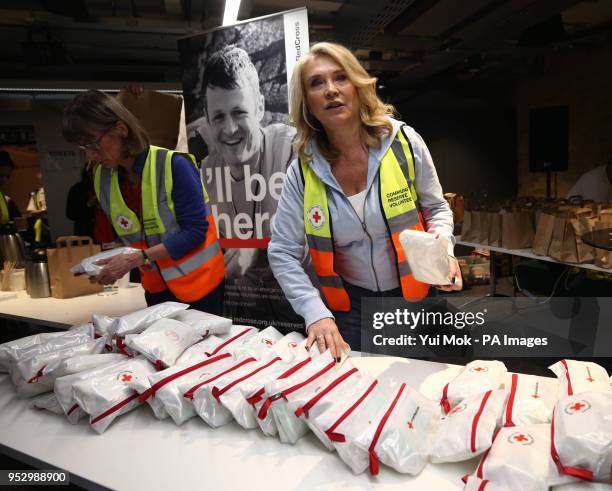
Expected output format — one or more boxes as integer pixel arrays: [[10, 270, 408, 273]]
[[90, 251, 142, 285], [436, 256, 463, 292]]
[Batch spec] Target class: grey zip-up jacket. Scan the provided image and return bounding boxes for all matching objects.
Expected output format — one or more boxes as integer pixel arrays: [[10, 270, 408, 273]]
[[268, 118, 454, 329]]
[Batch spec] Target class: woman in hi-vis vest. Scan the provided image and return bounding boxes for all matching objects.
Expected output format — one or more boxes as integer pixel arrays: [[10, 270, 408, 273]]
[[62, 90, 225, 314], [268, 43, 462, 358]]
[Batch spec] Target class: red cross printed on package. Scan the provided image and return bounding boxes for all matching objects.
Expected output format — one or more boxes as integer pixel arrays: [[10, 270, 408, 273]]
[[407, 421, 414, 429], [118, 371, 134, 383], [165, 329, 180, 342], [508, 432, 533, 445], [288, 342, 298, 348], [470, 366, 488, 373], [262, 338, 273, 346], [565, 400, 590, 415], [531, 394, 540, 399]]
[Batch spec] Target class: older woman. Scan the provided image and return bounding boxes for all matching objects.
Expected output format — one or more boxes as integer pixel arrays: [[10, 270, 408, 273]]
[[268, 42, 461, 358], [63, 90, 225, 313]]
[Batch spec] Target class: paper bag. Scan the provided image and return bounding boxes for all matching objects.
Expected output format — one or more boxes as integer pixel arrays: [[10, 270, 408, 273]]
[[501, 211, 534, 250], [532, 211, 556, 256], [472, 211, 487, 244], [461, 211, 475, 242], [488, 212, 502, 247], [47, 236, 103, 299], [569, 210, 595, 264], [594, 210, 612, 269], [444, 193, 465, 225], [117, 90, 182, 150]]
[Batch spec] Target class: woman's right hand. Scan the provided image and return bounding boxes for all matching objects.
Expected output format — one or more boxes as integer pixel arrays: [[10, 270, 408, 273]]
[[306, 317, 349, 361]]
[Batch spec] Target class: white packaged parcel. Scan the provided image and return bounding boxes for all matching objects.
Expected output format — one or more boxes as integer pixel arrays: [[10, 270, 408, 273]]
[[109, 301, 189, 338], [171, 309, 232, 337], [549, 360, 611, 397], [501, 372, 558, 426], [398, 229, 454, 285]]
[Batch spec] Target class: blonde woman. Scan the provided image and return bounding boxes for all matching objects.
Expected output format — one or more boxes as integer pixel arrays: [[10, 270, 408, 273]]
[[63, 90, 225, 312], [268, 42, 461, 358]]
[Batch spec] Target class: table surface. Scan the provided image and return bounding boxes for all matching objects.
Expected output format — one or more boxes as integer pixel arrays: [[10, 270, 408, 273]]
[[456, 236, 612, 273], [0, 285, 147, 329], [0, 356, 475, 491], [582, 228, 612, 251]]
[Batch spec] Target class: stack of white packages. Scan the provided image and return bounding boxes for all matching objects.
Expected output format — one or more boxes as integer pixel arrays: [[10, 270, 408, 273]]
[[430, 389, 506, 463], [329, 379, 438, 476], [501, 372, 558, 427], [125, 318, 200, 369], [0, 331, 64, 372], [72, 356, 156, 433], [467, 424, 577, 491], [260, 350, 338, 444], [108, 302, 189, 340], [140, 352, 236, 425], [191, 355, 289, 428], [4, 324, 107, 398], [440, 360, 507, 414], [53, 355, 128, 423], [549, 360, 612, 482], [171, 309, 232, 337]]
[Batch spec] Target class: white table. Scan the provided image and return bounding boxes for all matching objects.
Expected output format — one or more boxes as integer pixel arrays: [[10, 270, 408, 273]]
[[0, 356, 474, 491], [0, 286, 147, 329]]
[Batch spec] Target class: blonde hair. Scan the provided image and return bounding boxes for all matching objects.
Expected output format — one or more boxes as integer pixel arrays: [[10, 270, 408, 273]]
[[290, 42, 395, 161], [63, 89, 149, 157]]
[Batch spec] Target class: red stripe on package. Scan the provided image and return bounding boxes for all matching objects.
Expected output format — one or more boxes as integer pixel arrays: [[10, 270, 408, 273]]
[[26, 365, 47, 384], [115, 337, 130, 357], [441, 383, 451, 414], [247, 358, 312, 407], [368, 383, 406, 476], [504, 374, 518, 427], [206, 328, 252, 357], [476, 427, 500, 479], [295, 367, 359, 418], [67, 403, 79, 416], [211, 357, 282, 403], [183, 357, 256, 400], [90, 392, 140, 425], [560, 360, 574, 396], [325, 380, 379, 443], [471, 390, 493, 453], [139, 353, 232, 402]]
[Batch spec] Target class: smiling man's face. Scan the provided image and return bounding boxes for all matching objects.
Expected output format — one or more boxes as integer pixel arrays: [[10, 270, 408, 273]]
[[205, 78, 264, 167]]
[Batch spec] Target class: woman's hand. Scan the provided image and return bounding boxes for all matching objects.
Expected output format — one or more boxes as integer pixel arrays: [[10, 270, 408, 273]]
[[90, 251, 143, 285], [436, 256, 463, 292], [306, 317, 350, 360]]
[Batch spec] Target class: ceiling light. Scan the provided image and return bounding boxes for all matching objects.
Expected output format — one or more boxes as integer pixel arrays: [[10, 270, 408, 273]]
[[222, 0, 241, 26]]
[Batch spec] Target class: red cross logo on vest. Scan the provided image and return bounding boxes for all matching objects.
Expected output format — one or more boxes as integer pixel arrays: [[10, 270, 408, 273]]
[[116, 214, 133, 231], [307, 205, 325, 230], [508, 432, 534, 445], [469, 366, 488, 373], [565, 399, 591, 415], [118, 371, 134, 383]]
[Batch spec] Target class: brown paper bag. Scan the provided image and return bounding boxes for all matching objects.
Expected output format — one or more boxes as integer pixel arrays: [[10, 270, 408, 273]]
[[444, 193, 465, 225], [501, 211, 535, 249], [460, 211, 474, 242], [569, 210, 595, 264], [532, 211, 556, 256], [117, 90, 182, 150], [594, 210, 612, 269], [47, 236, 103, 299], [473, 211, 489, 244], [488, 212, 502, 247]]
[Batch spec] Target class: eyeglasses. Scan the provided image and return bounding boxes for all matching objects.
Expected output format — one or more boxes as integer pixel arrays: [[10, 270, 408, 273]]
[[78, 125, 113, 151]]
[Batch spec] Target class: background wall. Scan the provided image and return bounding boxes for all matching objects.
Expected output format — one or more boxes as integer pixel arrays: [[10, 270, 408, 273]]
[[515, 46, 612, 197]]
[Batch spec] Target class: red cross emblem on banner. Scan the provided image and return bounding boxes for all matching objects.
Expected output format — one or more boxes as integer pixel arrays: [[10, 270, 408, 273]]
[[307, 206, 325, 230], [565, 400, 590, 415], [117, 215, 133, 231], [508, 432, 533, 445]]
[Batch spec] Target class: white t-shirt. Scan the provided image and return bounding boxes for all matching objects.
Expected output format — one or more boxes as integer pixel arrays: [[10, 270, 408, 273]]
[[346, 189, 367, 222], [566, 165, 612, 202]]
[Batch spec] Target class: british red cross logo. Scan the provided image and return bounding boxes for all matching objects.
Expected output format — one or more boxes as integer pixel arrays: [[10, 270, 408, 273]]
[[118, 371, 134, 383], [165, 329, 180, 342], [407, 421, 414, 429], [565, 400, 590, 415], [307, 206, 325, 230], [116, 215, 133, 231], [508, 432, 533, 445], [470, 366, 488, 373]]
